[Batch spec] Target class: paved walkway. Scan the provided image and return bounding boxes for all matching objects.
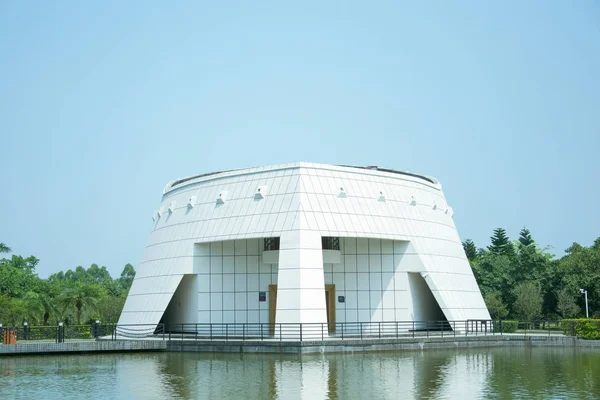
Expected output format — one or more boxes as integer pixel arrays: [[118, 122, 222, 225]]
[[0, 340, 166, 356]]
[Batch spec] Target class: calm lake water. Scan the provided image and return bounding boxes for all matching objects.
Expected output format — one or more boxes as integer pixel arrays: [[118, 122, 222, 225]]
[[1, 347, 599, 399]]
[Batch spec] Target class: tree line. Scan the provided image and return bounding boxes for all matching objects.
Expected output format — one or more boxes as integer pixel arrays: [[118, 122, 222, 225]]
[[0, 242, 134, 326], [2, 229, 598, 326], [463, 229, 599, 321]]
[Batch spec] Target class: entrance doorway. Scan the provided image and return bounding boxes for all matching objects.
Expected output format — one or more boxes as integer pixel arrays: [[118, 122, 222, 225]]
[[324, 285, 336, 333], [269, 284, 336, 335]]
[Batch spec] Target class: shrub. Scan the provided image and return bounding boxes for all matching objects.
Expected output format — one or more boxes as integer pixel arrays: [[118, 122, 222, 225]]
[[20, 326, 59, 341], [64, 324, 93, 339], [560, 319, 600, 340], [493, 320, 519, 333]]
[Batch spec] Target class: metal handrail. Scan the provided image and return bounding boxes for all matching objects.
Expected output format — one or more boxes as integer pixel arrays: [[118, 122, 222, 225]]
[[0, 320, 574, 344], [157, 319, 571, 341], [164, 320, 475, 342]]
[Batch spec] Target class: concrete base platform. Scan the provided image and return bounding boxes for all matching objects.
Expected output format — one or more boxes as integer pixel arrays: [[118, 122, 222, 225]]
[[166, 334, 600, 354], [0, 340, 166, 356], [3, 335, 599, 356]]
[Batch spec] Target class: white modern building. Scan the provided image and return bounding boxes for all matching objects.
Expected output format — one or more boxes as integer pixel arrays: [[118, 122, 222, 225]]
[[118, 163, 490, 334]]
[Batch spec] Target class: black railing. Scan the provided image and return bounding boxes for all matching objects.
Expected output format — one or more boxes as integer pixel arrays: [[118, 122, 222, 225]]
[[0, 324, 98, 343], [0, 320, 576, 344], [164, 320, 573, 342], [165, 320, 492, 342], [0, 323, 163, 343]]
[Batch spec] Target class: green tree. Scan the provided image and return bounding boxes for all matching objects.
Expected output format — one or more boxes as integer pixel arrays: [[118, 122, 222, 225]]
[[555, 238, 600, 315], [484, 290, 509, 319], [0, 255, 43, 297], [0, 246, 136, 326], [1, 255, 39, 273], [119, 264, 136, 292], [87, 264, 112, 285], [86, 264, 122, 296], [462, 239, 478, 261], [555, 289, 580, 318], [64, 266, 89, 283], [0, 295, 26, 326], [488, 228, 514, 257], [53, 299, 74, 324], [513, 281, 543, 321], [96, 296, 126, 323], [59, 283, 101, 324], [518, 228, 535, 247], [0, 243, 11, 253], [0, 294, 14, 324], [515, 238, 551, 286], [474, 252, 515, 303], [23, 291, 55, 325]]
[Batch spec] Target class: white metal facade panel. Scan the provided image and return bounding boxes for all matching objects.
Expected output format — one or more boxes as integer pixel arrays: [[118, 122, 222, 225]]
[[118, 163, 490, 326]]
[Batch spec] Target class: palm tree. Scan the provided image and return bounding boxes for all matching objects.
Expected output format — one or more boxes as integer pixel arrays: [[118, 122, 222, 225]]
[[59, 284, 101, 324], [0, 243, 11, 253], [23, 292, 55, 325], [1, 298, 26, 326]]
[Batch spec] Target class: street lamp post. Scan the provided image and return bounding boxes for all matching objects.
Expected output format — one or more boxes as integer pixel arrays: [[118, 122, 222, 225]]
[[580, 289, 589, 318]]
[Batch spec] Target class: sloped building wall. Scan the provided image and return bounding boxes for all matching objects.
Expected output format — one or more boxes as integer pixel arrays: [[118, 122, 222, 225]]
[[119, 163, 490, 327]]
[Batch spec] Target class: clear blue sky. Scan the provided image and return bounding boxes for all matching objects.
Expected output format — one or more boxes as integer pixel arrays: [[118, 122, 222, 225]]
[[1, 1, 599, 278]]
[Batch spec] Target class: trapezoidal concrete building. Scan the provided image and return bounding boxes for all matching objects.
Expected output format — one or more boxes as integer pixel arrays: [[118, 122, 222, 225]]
[[118, 163, 490, 333]]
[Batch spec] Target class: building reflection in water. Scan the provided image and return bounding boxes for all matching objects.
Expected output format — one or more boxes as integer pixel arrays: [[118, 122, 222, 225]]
[[118, 350, 494, 399], [6, 348, 597, 398]]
